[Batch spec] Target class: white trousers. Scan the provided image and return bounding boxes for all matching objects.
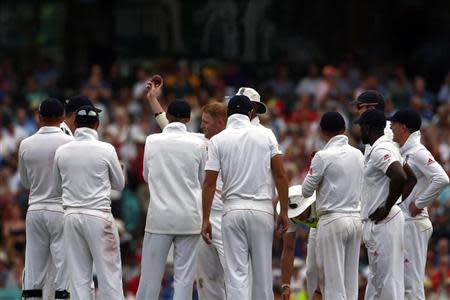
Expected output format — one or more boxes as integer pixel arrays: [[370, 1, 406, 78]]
[[24, 209, 69, 299], [64, 211, 124, 300], [221, 209, 274, 300], [316, 213, 362, 300], [404, 218, 432, 300], [363, 206, 405, 300], [136, 233, 200, 300], [306, 229, 318, 300], [197, 211, 226, 300]]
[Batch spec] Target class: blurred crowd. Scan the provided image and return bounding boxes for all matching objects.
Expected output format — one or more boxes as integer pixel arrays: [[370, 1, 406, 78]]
[[0, 56, 450, 299]]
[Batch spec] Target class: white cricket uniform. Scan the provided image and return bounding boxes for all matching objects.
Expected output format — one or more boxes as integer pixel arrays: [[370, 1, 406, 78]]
[[154, 112, 227, 300], [54, 127, 125, 300], [206, 114, 281, 300], [302, 135, 363, 299], [362, 135, 405, 300], [399, 131, 449, 300], [136, 122, 207, 300], [18, 127, 73, 300]]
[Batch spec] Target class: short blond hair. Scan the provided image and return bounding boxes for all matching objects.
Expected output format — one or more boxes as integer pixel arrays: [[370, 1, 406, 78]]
[[201, 101, 227, 121]]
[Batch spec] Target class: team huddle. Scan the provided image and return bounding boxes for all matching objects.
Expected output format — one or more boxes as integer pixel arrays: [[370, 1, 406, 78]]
[[17, 74, 449, 300]]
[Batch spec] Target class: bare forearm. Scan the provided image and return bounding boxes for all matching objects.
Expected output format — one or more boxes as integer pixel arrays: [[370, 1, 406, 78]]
[[281, 233, 295, 285], [148, 95, 164, 114], [202, 184, 215, 221], [274, 174, 289, 214], [386, 176, 405, 210]]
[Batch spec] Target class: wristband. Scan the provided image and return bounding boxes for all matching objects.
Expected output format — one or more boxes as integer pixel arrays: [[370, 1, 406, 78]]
[[154, 112, 164, 118], [281, 284, 290, 290]]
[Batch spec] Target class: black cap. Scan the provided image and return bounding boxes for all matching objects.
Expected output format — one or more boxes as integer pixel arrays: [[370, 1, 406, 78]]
[[351, 90, 385, 111], [354, 109, 386, 130], [167, 100, 191, 118], [38, 98, 65, 118], [227, 95, 253, 116], [388, 109, 422, 131], [65, 95, 102, 114], [75, 105, 100, 125], [320, 112, 346, 133]]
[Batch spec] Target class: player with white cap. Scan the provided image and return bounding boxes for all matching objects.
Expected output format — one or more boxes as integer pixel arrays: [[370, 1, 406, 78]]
[[19, 98, 72, 300]]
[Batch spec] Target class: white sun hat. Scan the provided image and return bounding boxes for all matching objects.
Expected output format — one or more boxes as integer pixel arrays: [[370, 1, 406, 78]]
[[236, 87, 267, 114], [276, 185, 316, 224]]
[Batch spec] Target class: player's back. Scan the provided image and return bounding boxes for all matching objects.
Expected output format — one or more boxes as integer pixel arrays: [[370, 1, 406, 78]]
[[143, 122, 207, 234], [55, 127, 124, 210], [209, 114, 280, 202], [19, 127, 73, 205], [312, 136, 364, 214]]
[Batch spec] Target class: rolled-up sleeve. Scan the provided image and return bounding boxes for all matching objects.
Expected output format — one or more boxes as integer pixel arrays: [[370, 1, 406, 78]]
[[302, 153, 325, 198], [205, 138, 220, 172]]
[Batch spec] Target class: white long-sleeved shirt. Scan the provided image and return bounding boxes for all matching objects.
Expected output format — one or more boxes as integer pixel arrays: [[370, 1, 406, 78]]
[[18, 127, 73, 209], [302, 135, 364, 216], [205, 114, 282, 215], [155, 113, 224, 212], [143, 122, 207, 234], [361, 135, 403, 219], [399, 131, 449, 219], [54, 127, 125, 211]]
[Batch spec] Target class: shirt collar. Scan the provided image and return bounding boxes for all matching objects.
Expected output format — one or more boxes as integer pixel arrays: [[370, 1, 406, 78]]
[[74, 127, 99, 141], [162, 122, 187, 133], [38, 126, 63, 134], [400, 131, 421, 155], [251, 116, 260, 126], [226, 114, 251, 129], [366, 135, 391, 159], [323, 135, 348, 150]]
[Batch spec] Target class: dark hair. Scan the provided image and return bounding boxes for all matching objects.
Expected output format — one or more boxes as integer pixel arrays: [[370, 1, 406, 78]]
[[320, 112, 346, 134]]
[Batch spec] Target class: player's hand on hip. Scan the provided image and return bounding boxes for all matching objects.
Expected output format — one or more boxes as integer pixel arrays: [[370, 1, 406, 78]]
[[276, 213, 289, 235], [369, 206, 389, 224], [409, 202, 422, 217], [201, 220, 212, 245]]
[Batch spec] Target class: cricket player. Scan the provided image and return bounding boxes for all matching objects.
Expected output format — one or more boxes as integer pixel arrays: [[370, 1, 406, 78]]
[[389, 109, 449, 299], [280, 186, 318, 300], [355, 109, 407, 299], [302, 112, 364, 299], [136, 100, 207, 300], [60, 95, 100, 136], [145, 78, 228, 299], [18, 99, 72, 300], [54, 105, 125, 300], [352, 90, 393, 148], [202, 95, 290, 299]]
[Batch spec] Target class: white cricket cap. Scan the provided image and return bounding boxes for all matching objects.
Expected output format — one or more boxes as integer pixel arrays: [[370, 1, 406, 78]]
[[276, 185, 316, 220], [236, 87, 267, 114]]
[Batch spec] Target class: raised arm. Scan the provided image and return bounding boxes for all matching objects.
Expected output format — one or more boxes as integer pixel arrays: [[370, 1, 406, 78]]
[[146, 76, 169, 130]]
